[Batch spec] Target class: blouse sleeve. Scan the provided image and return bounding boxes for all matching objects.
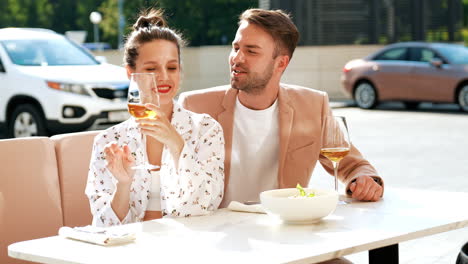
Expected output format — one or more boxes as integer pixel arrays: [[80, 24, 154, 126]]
[[85, 132, 137, 227], [160, 115, 225, 217]]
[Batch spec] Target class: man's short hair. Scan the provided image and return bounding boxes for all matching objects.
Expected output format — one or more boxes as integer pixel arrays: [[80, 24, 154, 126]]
[[239, 9, 299, 59]]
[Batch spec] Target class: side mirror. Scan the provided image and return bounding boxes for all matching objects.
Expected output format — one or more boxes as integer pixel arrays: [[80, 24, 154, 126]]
[[430, 58, 443, 68], [95, 56, 107, 64]]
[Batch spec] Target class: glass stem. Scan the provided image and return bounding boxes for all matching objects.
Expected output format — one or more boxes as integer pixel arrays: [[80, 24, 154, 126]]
[[333, 161, 339, 193]]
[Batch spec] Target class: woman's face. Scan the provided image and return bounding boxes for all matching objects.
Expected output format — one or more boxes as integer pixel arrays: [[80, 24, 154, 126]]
[[128, 39, 181, 106]]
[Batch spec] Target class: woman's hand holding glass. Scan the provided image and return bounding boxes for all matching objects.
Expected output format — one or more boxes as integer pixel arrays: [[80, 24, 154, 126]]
[[136, 103, 185, 161], [127, 72, 161, 170]]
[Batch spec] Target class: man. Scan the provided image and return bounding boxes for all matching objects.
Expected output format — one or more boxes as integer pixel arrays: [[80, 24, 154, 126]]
[[179, 9, 383, 208]]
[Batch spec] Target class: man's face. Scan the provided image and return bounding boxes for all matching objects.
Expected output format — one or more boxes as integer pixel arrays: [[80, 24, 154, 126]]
[[229, 21, 278, 94]]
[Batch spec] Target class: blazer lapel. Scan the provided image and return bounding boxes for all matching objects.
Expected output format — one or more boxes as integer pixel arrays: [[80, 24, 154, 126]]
[[278, 85, 294, 188], [217, 88, 238, 191]]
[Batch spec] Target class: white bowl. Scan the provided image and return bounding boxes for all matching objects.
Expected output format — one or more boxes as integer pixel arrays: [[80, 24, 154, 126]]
[[260, 188, 338, 224]]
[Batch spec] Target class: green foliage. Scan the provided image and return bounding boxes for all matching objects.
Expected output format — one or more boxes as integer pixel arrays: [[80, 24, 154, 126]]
[[0, 0, 256, 48], [76, 0, 105, 42], [464, 0, 468, 27], [426, 29, 450, 42], [98, 0, 119, 48], [156, 0, 256, 46], [461, 0, 468, 45], [116, 0, 256, 46], [0, 0, 104, 43], [462, 28, 468, 45], [0, 0, 53, 28]]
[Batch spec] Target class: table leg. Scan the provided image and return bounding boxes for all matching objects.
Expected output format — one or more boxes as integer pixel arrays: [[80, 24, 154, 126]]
[[369, 243, 399, 264]]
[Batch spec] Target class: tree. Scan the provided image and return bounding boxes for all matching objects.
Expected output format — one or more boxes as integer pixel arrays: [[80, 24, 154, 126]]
[[0, 0, 258, 48], [151, 0, 257, 46], [464, 0, 468, 26], [0, 0, 53, 28], [98, 0, 119, 48], [47, 0, 106, 42], [76, 0, 106, 43], [97, 0, 256, 47]]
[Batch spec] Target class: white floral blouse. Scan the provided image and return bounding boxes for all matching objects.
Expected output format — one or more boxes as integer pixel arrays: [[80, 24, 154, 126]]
[[86, 102, 225, 227]]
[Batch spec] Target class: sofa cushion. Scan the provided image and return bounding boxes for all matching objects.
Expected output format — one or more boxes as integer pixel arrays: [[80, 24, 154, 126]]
[[51, 131, 100, 227], [0, 137, 63, 264]]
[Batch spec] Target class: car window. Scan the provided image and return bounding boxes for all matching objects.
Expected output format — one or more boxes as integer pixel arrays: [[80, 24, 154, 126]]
[[409, 48, 441, 63], [435, 45, 468, 65], [374, 48, 408, 61], [0, 38, 99, 66]]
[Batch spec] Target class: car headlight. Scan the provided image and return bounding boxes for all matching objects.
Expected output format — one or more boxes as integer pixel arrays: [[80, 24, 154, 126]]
[[46, 81, 90, 96]]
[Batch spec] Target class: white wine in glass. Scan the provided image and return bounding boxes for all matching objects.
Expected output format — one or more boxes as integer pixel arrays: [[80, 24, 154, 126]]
[[127, 72, 160, 119], [127, 72, 160, 170], [320, 116, 351, 204], [128, 103, 158, 119]]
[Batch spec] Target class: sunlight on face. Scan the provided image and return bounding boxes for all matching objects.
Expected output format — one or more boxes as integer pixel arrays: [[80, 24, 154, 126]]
[[131, 39, 181, 106], [229, 21, 278, 94]]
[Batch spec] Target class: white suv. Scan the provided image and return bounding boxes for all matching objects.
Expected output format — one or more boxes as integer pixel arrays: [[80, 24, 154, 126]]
[[0, 28, 130, 137]]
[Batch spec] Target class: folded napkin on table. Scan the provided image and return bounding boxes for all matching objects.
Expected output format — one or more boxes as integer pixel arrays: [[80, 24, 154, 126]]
[[227, 201, 266, 214], [58, 225, 136, 246]]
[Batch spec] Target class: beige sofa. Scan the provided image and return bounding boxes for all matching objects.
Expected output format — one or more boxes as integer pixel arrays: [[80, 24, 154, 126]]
[[0, 131, 99, 264]]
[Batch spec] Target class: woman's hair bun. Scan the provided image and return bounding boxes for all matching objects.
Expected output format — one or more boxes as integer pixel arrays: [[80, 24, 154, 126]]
[[132, 9, 167, 30]]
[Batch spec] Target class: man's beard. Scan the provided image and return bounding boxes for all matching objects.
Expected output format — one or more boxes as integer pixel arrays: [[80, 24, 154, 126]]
[[231, 63, 274, 95]]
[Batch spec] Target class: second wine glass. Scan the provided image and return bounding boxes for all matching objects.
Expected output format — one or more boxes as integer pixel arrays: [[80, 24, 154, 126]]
[[127, 72, 160, 170], [320, 116, 351, 205]]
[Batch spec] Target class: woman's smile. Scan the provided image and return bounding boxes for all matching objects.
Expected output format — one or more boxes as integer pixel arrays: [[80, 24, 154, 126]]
[[157, 84, 171, 94]]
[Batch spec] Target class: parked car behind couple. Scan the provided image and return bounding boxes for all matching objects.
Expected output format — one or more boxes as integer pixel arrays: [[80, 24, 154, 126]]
[[0, 28, 130, 138], [341, 42, 468, 112]]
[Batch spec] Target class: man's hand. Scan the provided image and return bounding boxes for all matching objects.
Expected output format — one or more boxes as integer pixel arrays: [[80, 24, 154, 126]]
[[348, 176, 383, 201]]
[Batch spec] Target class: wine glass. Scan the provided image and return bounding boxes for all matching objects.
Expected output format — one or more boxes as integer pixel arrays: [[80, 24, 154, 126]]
[[127, 72, 160, 170], [320, 116, 351, 204]]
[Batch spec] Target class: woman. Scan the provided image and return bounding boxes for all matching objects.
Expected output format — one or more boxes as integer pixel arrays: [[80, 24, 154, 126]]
[[86, 9, 224, 227]]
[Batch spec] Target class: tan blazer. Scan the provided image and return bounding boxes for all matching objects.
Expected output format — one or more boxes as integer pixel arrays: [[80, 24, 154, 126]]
[[179, 84, 381, 203]]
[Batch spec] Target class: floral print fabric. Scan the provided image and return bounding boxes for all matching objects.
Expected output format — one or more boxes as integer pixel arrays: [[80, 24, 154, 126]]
[[86, 102, 225, 227]]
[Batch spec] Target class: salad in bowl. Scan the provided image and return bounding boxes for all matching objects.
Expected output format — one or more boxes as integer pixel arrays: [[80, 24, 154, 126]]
[[260, 184, 338, 224]]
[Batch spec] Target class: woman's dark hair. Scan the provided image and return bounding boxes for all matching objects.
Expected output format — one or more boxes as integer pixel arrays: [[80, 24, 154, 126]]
[[124, 9, 186, 69]]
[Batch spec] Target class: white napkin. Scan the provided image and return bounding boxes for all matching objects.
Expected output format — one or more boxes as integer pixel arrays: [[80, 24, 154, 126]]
[[227, 201, 266, 214], [58, 226, 136, 246]]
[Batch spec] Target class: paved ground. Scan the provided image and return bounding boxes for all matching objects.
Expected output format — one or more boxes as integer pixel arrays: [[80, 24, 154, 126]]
[[311, 102, 468, 264], [1, 101, 466, 263]]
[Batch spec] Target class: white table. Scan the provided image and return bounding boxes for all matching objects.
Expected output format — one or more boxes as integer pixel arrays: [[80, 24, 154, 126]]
[[8, 187, 468, 264]]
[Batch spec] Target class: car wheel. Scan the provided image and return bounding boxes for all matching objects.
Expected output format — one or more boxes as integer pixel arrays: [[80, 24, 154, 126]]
[[8, 104, 48, 138], [404, 102, 420, 110], [354, 82, 378, 109], [458, 85, 468, 112]]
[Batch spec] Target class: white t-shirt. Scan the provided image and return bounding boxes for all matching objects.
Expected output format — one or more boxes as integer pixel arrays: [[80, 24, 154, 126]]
[[146, 170, 161, 211], [223, 96, 279, 206]]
